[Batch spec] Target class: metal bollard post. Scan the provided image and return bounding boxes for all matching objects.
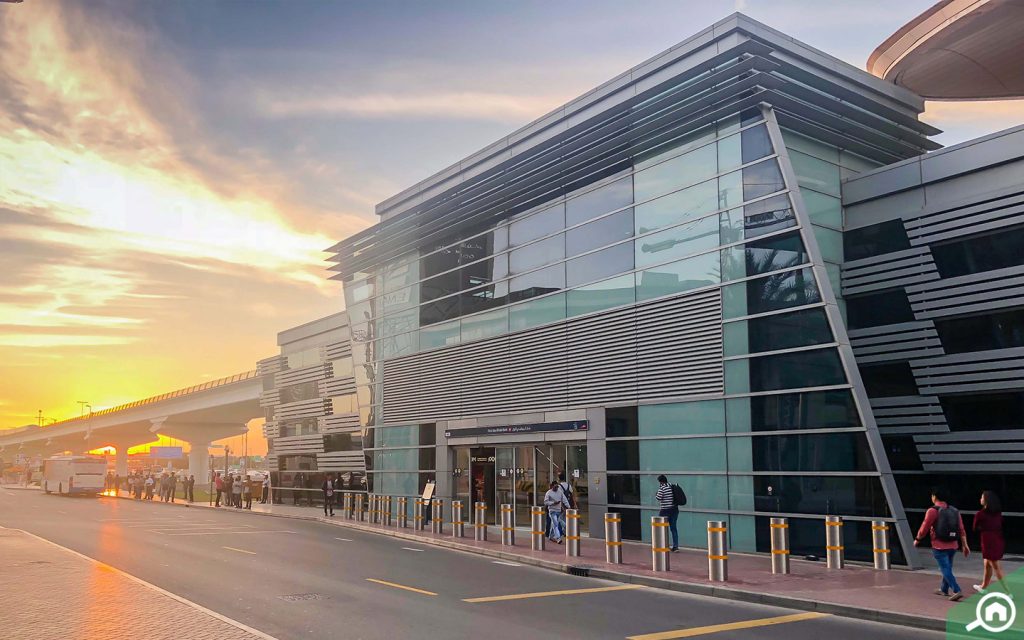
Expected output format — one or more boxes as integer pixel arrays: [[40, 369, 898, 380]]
[[531, 506, 546, 551], [373, 495, 381, 524], [474, 502, 488, 541], [414, 498, 425, 531], [382, 496, 392, 527], [355, 494, 365, 522], [708, 520, 728, 582], [369, 495, 378, 524], [825, 515, 845, 569], [452, 500, 465, 538], [651, 516, 671, 571], [500, 503, 515, 546], [872, 520, 891, 570], [397, 497, 408, 528], [565, 508, 580, 557], [605, 512, 622, 564], [431, 498, 444, 534], [343, 493, 353, 519], [770, 517, 790, 574]]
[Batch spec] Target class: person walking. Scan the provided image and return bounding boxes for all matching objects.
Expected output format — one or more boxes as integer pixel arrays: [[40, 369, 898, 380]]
[[543, 480, 569, 544], [242, 477, 253, 510], [214, 472, 224, 507], [186, 475, 195, 502], [914, 487, 970, 601], [322, 476, 335, 516], [973, 490, 1008, 594], [144, 474, 155, 500], [261, 474, 270, 504], [655, 475, 681, 552], [232, 474, 243, 508]]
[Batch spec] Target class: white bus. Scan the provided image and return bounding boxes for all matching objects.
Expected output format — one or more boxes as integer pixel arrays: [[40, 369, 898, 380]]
[[42, 455, 107, 496]]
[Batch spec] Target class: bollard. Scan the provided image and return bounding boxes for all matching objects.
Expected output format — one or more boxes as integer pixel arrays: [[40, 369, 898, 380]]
[[770, 517, 790, 574], [651, 516, 671, 571], [708, 520, 728, 582], [414, 498, 425, 531], [565, 508, 581, 557], [397, 496, 408, 528], [605, 512, 622, 564], [373, 495, 381, 524], [531, 506, 546, 551], [872, 520, 891, 571], [431, 498, 444, 534], [355, 494, 365, 522], [452, 500, 465, 538], [382, 495, 392, 527], [343, 493, 353, 519], [369, 495, 378, 524], [500, 503, 515, 546], [825, 515, 844, 569], [474, 502, 488, 541]]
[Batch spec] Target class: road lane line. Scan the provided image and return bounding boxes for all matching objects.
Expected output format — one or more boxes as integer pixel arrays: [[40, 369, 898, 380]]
[[4, 526, 281, 640], [165, 530, 296, 536], [465, 584, 645, 603], [400, 547, 424, 552], [365, 578, 437, 596], [625, 612, 831, 639], [335, 537, 353, 542], [492, 561, 522, 567], [223, 546, 257, 555]]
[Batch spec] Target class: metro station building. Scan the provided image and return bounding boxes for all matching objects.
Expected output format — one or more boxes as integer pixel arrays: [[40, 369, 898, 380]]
[[262, 13, 1024, 565]]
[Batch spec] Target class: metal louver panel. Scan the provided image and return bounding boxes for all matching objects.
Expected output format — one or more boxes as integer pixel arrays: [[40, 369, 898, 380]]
[[275, 398, 332, 420], [321, 413, 361, 433], [382, 288, 722, 424], [277, 363, 330, 387], [259, 389, 281, 408], [273, 435, 325, 455], [317, 451, 364, 471], [326, 340, 352, 361], [321, 376, 356, 397], [257, 355, 287, 376]]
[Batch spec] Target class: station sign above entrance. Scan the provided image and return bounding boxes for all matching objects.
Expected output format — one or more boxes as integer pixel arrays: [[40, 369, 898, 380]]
[[445, 420, 588, 439]]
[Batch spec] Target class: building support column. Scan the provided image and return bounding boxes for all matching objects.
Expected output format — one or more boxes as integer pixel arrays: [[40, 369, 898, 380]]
[[188, 442, 211, 482], [115, 448, 129, 477]]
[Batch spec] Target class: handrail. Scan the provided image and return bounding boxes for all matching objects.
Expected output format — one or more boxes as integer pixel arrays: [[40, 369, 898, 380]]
[[33, 370, 260, 429]]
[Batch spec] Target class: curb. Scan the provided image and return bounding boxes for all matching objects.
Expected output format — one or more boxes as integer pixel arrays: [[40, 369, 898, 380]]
[[105, 494, 945, 632]]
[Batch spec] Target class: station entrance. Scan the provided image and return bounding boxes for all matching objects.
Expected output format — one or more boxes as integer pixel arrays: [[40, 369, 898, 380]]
[[452, 443, 588, 530]]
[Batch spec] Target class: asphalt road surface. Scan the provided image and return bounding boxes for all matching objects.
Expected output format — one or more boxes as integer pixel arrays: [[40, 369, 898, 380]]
[[0, 489, 942, 640]]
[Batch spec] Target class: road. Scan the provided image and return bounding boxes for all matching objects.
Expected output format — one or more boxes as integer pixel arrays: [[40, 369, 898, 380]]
[[0, 489, 942, 640]]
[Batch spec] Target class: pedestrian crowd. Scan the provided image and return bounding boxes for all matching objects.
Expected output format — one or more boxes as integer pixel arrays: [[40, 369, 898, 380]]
[[110, 470, 195, 503], [212, 471, 265, 509]]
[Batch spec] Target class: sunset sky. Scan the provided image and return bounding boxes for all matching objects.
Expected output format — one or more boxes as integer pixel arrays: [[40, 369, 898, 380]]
[[1, 1, 1021, 455]]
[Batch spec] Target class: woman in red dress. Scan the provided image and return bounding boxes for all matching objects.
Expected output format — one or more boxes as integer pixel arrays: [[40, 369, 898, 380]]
[[973, 490, 1008, 593]]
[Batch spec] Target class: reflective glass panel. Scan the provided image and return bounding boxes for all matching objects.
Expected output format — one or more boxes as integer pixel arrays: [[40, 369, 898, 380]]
[[727, 432, 875, 472], [565, 242, 634, 288], [724, 307, 832, 356], [419, 295, 460, 326], [742, 159, 785, 201], [635, 178, 718, 234], [638, 400, 725, 436], [566, 208, 634, 256], [722, 267, 820, 318], [635, 251, 720, 302], [509, 234, 564, 274], [788, 149, 840, 197], [722, 231, 809, 281], [566, 274, 635, 317], [726, 389, 860, 432], [745, 347, 846, 392], [419, 320, 460, 350], [509, 204, 564, 246], [508, 264, 565, 302], [635, 213, 719, 269], [741, 124, 773, 164], [633, 143, 717, 203], [566, 177, 633, 225], [509, 293, 566, 332], [460, 307, 509, 342], [639, 438, 726, 472]]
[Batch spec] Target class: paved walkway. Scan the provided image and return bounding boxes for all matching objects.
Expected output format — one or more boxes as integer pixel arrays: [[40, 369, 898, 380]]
[[0, 526, 273, 640], [105, 491, 988, 631]]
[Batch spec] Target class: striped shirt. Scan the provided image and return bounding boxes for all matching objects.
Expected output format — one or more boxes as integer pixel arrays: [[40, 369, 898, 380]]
[[656, 483, 674, 509]]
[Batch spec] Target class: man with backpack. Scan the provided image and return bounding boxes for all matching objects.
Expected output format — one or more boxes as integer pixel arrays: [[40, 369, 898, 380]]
[[913, 487, 970, 601], [655, 475, 686, 552]]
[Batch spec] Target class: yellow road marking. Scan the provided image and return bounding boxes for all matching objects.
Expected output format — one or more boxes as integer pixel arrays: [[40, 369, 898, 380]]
[[222, 546, 256, 555], [464, 584, 644, 603], [626, 612, 831, 639], [366, 578, 437, 596]]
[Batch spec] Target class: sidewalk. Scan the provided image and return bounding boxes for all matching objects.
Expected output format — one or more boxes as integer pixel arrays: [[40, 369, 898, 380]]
[[109, 491, 973, 631], [0, 526, 274, 640]]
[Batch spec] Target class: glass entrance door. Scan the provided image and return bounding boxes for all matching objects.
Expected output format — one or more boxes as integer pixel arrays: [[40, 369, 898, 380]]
[[513, 445, 536, 527], [469, 447, 495, 524], [495, 447, 515, 525], [567, 444, 589, 532]]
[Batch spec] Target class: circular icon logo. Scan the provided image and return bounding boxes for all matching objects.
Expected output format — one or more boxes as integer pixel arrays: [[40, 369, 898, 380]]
[[966, 592, 1017, 634]]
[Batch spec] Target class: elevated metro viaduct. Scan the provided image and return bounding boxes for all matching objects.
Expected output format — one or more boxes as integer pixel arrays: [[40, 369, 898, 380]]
[[0, 371, 262, 481]]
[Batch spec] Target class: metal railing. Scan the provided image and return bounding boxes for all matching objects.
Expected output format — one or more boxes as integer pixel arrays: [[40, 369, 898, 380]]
[[33, 370, 260, 429]]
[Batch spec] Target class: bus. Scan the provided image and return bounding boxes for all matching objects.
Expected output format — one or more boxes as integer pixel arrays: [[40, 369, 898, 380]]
[[42, 455, 107, 496]]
